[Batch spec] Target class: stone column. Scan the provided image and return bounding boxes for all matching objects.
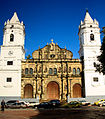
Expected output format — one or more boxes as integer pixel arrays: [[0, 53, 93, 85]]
[[40, 79, 44, 99], [61, 78, 63, 100], [61, 61, 64, 100], [33, 79, 36, 98], [70, 79, 72, 98], [35, 79, 38, 98], [40, 62, 44, 99], [66, 78, 68, 100], [66, 62, 68, 101]]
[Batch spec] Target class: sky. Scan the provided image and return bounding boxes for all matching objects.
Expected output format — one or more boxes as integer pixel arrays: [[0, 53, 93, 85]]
[[0, 0, 105, 59]]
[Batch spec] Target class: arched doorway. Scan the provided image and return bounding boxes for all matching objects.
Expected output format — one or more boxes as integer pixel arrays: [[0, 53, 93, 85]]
[[24, 84, 33, 98], [73, 83, 82, 98], [47, 81, 59, 100]]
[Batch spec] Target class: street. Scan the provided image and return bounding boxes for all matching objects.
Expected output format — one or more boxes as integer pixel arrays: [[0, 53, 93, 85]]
[[0, 106, 105, 119]]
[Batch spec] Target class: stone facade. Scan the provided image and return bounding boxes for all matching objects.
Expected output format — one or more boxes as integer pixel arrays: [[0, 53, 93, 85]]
[[21, 41, 82, 101]]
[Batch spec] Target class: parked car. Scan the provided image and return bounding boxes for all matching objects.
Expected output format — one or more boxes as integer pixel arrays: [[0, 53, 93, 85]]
[[98, 101, 105, 107], [79, 100, 90, 106], [66, 101, 82, 108], [69, 101, 82, 108], [19, 101, 30, 107], [37, 102, 50, 109], [29, 101, 39, 107], [6, 102, 27, 108], [48, 99, 60, 107], [60, 101, 81, 108], [5, 100, 19, 108], [94, 99, 105, 106]]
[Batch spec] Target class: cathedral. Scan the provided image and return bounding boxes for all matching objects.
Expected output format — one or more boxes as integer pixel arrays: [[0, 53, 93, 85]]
[[0, 11, 105, 102], [21, 40, 82, 100]]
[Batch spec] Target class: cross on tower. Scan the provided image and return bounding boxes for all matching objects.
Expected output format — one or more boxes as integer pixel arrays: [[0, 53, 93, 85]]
[[51, 39, 53, 43]]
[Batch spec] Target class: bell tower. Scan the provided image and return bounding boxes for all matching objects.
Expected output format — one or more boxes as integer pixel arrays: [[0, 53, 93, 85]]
[[79, 10, 101, 58], [0, 12, 25, 99], [79, 11, 105, 100]]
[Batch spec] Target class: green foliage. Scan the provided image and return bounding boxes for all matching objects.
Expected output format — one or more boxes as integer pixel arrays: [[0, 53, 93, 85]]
[[95, 27, 105, 74], [26, 54, 31, 59]]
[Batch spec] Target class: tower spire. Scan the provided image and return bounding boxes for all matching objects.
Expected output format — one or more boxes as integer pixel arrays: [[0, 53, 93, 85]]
[[84, 11, 93, 23], [10, 12, 20, 23]]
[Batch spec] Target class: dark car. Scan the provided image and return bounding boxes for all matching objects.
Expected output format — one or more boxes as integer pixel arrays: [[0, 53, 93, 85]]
[[37, 102, 50, 109], [5, 100, 19, 108], [48, 99, 60, 108]]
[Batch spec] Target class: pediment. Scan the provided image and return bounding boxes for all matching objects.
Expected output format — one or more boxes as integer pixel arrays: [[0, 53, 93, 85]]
[[32, 42, 73, 59]]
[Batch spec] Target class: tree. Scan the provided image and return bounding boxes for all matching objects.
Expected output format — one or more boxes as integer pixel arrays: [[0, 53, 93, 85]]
[[95, 27, 105, 74], [26, 54, 31, 59]]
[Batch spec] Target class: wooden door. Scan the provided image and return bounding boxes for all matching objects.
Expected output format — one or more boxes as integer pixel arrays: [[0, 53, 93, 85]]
[[73, 84, 82, 98], [47, 81, 59, 100], [24, 84, 33, 98]]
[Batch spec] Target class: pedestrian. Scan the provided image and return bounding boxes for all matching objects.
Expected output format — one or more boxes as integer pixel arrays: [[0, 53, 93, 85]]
[[1, 100, 5, 111]]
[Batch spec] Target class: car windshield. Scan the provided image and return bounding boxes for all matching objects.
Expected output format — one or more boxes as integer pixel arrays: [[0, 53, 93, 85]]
[[13, 103, 20, 105], [80, 100, 86, 102], [100, 100, 103, 102], [29, 102, 36, 103], [7, 101, 17, 103], [70, 102, 77, 104]]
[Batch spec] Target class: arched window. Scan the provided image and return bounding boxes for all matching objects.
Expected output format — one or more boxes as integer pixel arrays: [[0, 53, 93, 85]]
[[69, 67, 71, 73], [38, 66, 42, 73], [77, 68, 80, 75], [10, 34, 14, 42], [25, 68, 28, 74], [64, 66, 67, 73], [54, 68, 57, 75], [58, 67, 61, 73], [44, 67, 47, 73], [90, 34, 94, 41], [73, 68, 76, 75], [49, 68, 53, 74], [30, 68, 33, 74]]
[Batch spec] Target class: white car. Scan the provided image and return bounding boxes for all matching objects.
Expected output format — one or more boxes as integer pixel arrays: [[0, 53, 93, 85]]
[[79, 100, 90, 106], [28, 102, 39, 107], [98, 101, 105, 107], [19, 101, 30, 107]]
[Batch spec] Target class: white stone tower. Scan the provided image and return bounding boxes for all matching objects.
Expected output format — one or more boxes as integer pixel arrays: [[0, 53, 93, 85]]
[[79, 11, 105, 101], [0, 12, 25, 100]]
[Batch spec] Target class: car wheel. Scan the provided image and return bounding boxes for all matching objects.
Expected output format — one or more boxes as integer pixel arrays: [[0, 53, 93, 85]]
[[99, 104, 102, 107]]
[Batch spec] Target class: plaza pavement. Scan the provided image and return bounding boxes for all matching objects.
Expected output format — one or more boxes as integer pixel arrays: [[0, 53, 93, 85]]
[[0, 106, 105, 119]]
